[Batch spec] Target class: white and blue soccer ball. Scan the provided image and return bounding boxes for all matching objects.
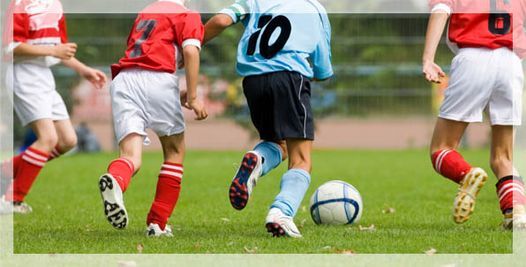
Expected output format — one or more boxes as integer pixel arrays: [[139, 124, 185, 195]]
[[310, 180, 363, 225]]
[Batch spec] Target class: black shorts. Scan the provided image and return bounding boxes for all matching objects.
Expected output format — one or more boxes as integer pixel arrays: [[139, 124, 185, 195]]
[[243, 71, 314, 141]]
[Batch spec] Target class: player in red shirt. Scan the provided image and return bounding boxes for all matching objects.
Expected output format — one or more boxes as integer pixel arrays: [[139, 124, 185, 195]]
[[0, 0, 106, 214], [423, 0, 526, 229], [98, 0, 208, 237]]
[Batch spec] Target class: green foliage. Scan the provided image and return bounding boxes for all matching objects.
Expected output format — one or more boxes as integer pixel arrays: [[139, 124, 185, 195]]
[[14, 14, 457, 142]]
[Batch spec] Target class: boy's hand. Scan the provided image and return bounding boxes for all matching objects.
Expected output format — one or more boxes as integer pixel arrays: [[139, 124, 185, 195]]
[[81, 67, 107, 89], [422, 60, 446, 83], [187, 98, 208, 120], [52, 43, 77, 60], [180, 89, 190, 109]]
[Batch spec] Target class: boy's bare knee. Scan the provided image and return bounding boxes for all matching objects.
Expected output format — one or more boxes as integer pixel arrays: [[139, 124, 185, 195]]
[[37, 133, 59, 151], [60, 135, 78, 152]]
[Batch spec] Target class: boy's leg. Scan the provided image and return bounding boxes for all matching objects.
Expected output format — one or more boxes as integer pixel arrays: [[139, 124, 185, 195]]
[[0, 120, 68, 195], [5, 120, 57, 206], [0, 119, 74, 197], [0, 156, 22, 197], [430, 118, 488, 224], [146, 133, 185, 234], [229, 140, 287, 210], [254, 141, 287, 176], [490, 125, 526, 229], [266, 139, 312, 238], [1, 120, 58, 214], [430, 118, 472, 183], [99, 134, 142, 229], [48, 120, 78, 161]]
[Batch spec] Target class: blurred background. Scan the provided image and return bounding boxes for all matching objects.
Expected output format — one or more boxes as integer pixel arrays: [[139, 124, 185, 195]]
[[12, 13, 496, 153]]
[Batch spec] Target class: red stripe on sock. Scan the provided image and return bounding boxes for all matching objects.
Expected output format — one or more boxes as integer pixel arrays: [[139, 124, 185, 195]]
[[48, 146, 62, 161], [431, 149, 471, 184], [5, 147, 49, 202], [497, 177, 526, 213], [162, 162, 183, 167], [107, 158, 135, 193], [147, 163, 183, 230]]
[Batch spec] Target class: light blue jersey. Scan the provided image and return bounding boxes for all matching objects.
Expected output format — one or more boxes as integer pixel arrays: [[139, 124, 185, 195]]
[[220, 0, 334, 80]]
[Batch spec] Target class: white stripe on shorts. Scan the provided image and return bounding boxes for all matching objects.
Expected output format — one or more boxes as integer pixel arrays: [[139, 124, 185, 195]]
[[298, 74, 307, 139]]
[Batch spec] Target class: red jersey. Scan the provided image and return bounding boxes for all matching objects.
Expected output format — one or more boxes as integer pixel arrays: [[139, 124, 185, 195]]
[[430, 0, 526, 58], [111, 0, 204, 78], [5, 0, 68, 65]]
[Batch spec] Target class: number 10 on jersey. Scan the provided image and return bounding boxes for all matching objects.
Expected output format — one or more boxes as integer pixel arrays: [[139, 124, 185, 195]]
[[247, 15, 292, 59]]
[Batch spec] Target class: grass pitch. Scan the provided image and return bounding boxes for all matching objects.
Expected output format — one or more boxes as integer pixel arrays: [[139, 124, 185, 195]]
[[14, 150, 512, 254]]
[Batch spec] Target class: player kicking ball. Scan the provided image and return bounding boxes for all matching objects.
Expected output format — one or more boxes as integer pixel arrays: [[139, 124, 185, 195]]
[[205, 0, 333, 237], [423, 0, 526, 229], [0, 0, 106, 214], [98, 0, 207, 237]]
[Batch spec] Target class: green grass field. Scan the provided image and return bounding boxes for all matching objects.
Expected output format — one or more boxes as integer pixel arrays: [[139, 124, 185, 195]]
[[14, 150, 512, 254]]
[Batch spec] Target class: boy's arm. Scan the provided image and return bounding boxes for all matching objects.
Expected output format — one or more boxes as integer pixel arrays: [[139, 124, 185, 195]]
[[62, 57, 107, 89], [312, 13, 334, 81], [182, 45, 208, 120], [204, 0, 249, 44], [422, 9, 450, 83], [311, 41, 334, 81], [13, 42, 77, 59], [203, 14, 234, 44]]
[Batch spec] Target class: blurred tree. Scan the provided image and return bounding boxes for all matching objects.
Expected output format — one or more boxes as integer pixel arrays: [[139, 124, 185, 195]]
[[12, 14, 456, 144]]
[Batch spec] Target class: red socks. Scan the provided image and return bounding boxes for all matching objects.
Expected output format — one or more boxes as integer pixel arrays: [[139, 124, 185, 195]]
[[5, 147, 49, 202], [432, 149, 472, 184], [107, 158, 135, 193], [48, 146, 63, 162], [147, 162, 183, 230], [497, 176, 526, 214]]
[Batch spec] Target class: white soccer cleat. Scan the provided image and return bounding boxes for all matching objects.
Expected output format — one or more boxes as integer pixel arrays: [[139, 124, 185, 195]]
[[99, 174, 128, 229], [146, 223, 174, 237], [12, 201, 32, 214], [453, 167, 488, 224], [503, 206, 526, 230], [265, 208, 302, 238], [229, 151, 263, 210], [0, 196, 32, 215]]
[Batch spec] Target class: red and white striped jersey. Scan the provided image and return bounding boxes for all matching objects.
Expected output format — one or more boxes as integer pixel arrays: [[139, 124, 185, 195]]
[[429, 0, 526, 58], [6, 0, 68, 66], [111, 0, 204, 78]]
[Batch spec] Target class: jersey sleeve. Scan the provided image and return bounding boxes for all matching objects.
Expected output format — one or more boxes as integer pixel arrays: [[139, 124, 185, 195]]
[[6, 4, 30, 54], [429, 0, 454, 14], [174, 12, 204, 50], [311, 12, 334, 80], [59, 15, 68, 43], [218, 0, 250, 24]]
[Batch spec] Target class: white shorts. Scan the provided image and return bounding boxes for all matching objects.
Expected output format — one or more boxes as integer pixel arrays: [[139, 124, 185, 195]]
[[110, 69, 185, 144], [439, 48, 524, 126], [11, 63, 69, 126]]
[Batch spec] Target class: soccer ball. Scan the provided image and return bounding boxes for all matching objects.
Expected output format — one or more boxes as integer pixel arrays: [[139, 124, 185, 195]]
[[310, 180, 363, 225]]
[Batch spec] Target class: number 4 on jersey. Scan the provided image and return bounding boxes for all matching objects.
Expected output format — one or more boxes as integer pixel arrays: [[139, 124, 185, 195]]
[[247, 15, 292, 59]]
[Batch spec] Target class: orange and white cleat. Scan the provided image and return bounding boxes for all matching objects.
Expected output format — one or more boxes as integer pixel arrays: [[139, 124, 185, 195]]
[[453, 167, 488, 224]]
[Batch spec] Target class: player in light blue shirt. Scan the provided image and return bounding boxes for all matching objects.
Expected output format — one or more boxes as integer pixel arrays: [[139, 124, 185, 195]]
[[207, 0, 333, 80], [205, 0, 333, 238]]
